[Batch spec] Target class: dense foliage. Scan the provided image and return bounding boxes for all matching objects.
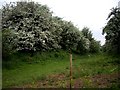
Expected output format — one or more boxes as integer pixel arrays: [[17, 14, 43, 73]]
[[2, 1, 100, 61], [81, 27, 100, 53], [103, 7, 120, 54]]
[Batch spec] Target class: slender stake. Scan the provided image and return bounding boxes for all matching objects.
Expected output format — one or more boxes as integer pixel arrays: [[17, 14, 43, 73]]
[[70, 50, 72, 89]]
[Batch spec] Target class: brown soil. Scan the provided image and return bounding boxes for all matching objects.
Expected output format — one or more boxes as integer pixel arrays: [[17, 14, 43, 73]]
[[14, 72, 120, 88], [73, 72, 120, 88]]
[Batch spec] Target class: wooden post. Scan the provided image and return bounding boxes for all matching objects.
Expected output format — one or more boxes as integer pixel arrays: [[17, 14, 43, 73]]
[[69, 49, 72, 89]]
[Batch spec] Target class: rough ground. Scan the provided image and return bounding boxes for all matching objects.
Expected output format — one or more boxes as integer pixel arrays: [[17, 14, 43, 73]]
[[14, 72, 120, 88]]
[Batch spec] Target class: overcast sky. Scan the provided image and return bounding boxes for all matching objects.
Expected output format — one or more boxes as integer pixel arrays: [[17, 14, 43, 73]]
[[0, 0, 119, 45]]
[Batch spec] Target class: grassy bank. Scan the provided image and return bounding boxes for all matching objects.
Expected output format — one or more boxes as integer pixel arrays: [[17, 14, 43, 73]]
[[2, 51, 120, 88]]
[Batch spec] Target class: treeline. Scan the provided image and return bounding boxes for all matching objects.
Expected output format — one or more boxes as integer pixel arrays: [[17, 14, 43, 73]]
[[2, 1, 101, 60]]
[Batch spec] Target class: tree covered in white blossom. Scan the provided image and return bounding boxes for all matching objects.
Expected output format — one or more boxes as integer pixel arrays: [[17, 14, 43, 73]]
[[2, 1, 100, 59]]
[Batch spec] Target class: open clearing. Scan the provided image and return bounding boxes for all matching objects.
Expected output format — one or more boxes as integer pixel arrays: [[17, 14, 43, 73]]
[[2, 51, 120, 88]]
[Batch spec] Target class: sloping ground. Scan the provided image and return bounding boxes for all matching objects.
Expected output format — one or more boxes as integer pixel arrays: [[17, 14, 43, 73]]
[[3, 53, 120, 88]]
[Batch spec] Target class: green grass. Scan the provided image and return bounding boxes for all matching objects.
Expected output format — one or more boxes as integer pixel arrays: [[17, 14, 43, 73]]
[[72, 54, 119, 79], [3, 50, 70, 87], [2, 51, 120, 88]]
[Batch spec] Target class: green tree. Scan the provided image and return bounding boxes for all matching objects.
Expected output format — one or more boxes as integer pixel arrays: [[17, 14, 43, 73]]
[[103, 7, 120, 54], [59, 21, 81, 50], [76, 37, 90, 54], [2, 29, 17, 60], [81, 27, 100, 53], [89, 40, 100, 53], [81, 27, 93, 41]]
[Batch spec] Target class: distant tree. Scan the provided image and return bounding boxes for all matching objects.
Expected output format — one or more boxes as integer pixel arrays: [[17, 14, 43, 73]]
[[76, 37, 90, 54], [81, 27, 93, 41], [89, 40, 100, 53], [81, 27, 100, 53]]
